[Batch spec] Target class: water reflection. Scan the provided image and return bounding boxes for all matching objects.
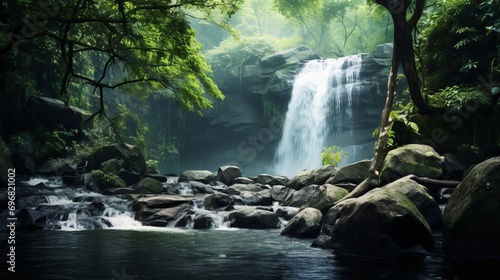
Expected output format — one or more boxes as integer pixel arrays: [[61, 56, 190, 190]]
[[7, 229, 500, 280]]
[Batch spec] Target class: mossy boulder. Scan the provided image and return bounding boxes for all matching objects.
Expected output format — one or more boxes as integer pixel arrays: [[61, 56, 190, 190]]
[[380, 144, 444, 184], [313, 187, 433, 259], [132, 177, 164, 194], [281, 207, 323, 238], [382, 176, 442, 230], [90, 170, 127, 190], [303, 184, 349, 212], [228, 208, 280, 229], [443, 157, 500, 259]]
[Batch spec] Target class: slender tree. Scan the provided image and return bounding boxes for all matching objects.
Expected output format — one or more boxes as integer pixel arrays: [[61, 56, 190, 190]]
[[340, 0, 436, 200]]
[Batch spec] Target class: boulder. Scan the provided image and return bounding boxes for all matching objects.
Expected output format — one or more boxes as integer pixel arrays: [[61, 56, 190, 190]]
[[380, 144, 444, 184], [193, 213, 214, 229], [132, 177, 164, 194], [326, 160, 371, 186], [276, 206, 300, 220], [25, 96, 89, 131], [178, 170, 213, 183], [254, 174, 289, 186], [313, 187, 434, 259], [17, 208, 46, 230], [271, 185, 294, 203], [287, 165, 337, 190], [100, 158, 123, 174], [88, 143, 147, 174], [0, 138, 14, 186], [303, 184, 349, 212], [232, 189, 273, 206], [133, 195, 190, 210], [382, 176, 442, 230], [217, 165, 242, 185], [443, 157, 500, 259], [281, 207, 323, 238], [284, 185, 318, 208], [204, 193, 234, 211], [11, 152, 36, 175], [228, 208, 280, 229], [233, 177, 254, 184], [224, 183, 267, 195], [136, 203, 191, 227]]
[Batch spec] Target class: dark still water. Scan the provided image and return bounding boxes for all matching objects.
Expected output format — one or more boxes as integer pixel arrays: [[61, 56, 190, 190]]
[[3, 228, 499, 280]]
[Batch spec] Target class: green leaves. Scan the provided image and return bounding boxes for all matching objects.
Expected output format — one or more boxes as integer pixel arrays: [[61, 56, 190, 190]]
[[321, 145, 349, 166]]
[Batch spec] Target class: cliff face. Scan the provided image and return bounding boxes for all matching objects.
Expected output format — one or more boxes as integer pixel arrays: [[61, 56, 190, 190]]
[[182, 44, 396, 176]]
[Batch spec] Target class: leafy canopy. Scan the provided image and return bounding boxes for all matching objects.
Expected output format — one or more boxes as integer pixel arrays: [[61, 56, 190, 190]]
[[0, 0, 244, 116]]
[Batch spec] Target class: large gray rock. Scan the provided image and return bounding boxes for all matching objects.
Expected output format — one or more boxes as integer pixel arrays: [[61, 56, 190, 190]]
[[326, 160, 371, 186], [88, 143, 147, 174], [178, 170, 213, 183], [313, 187, 433, 259], [303, 184, 349, 212], [254, 173, 288, 186], [217, 165, 242, 185], [136, 203, 191, 227], [284, 185, 318, 208], [204, 193, 234, 211], [228, 208, 280, 229], [443, 157, 500, 259], [132, 177, 164, 194], [25, 96, 89, 131], [287, 165, 337, 190], [271, 185, 294, 203], [382, 176, 442, 230], [281, 207, 323, 238], [380, 144, 444, 184], [133, 195, 191, 210]]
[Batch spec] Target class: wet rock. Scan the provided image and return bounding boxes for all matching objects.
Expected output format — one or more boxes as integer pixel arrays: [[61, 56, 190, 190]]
[[132, 177, 164, 194], [138, 203, 191, 227], [380, 144, 444, 184], [383, 176, 442, 230], [254, 174, 288, 186], [276, 207, 299, 220], [271, 185, 294, 203], [178, 170, 213, 183], [281, 207, 323, 238], [228, 208, 280, 229], [133, 195, 191, 210], [284, 185, 318, 208], [204, 193, 234, 211], [443, 157, 500, 259], [232, 189, 273, 206], [287, 165, 336, 190], [217, 165, 242, 185], [17, 208, 46, 230], [313, 187, 433, 259], [224, 183, 267, 195], [303, 184, 349, 212], [233, 177, 254, 184], [193, 213, 213, 229], [88, 142, 147, 174], [25, 96, 88, 131], [326, 160, 371, 186]]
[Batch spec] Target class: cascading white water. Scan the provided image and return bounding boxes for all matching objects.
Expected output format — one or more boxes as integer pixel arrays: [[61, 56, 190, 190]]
[[273, 55, 363, 177]]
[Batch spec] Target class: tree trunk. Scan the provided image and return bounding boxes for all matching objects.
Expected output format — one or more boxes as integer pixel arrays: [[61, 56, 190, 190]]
[[336, 0, 431, 201]]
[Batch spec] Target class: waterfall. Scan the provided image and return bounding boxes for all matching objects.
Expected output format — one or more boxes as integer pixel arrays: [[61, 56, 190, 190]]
[[273, 55, 363, 177]]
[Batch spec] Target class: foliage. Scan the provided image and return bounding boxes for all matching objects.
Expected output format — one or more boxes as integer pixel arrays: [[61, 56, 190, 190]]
[[419, 0, 500, 91], [430, 85, 492, 112], [205, 35, 277, 84], [372, 103, 420, 148], [146, 159, 160, 174], [33, 125, 77, 163], [321, 146, 349, 166], [90, 169, 125, 187]]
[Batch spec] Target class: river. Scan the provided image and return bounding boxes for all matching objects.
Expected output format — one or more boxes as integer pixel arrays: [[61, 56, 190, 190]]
[[4, 227, 498, 279]]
